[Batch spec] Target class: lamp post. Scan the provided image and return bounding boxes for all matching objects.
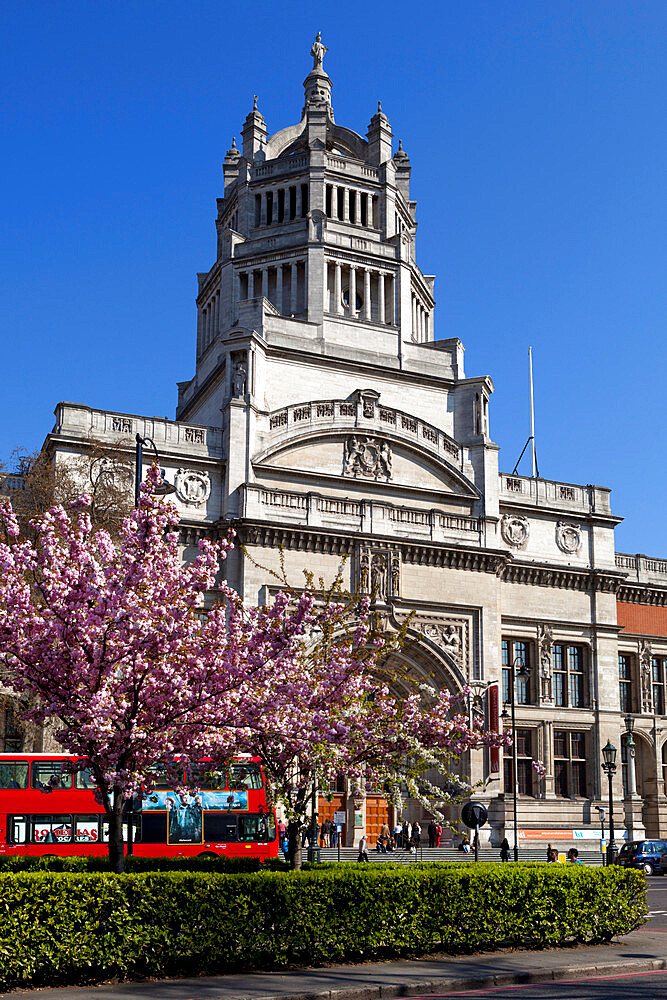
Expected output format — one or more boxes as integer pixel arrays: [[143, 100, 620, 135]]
[[134, 434, 176, 506], [501, 656, 527, 863], [129, 434, 175, 857], [601, 740, 617, 866]]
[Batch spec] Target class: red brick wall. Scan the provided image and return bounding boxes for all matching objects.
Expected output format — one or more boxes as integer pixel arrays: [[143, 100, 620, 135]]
[[617, 601, 667, 637]]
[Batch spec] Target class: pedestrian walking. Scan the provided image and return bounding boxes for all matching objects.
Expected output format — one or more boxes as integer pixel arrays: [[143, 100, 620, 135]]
[[500, 837, 511, 862], [403, 820, 411, 850], [357, 835, 369, 862], [435, 822, 442, 847], [428, 819, 436, 848], [394, 821, 402, 848], [413, 820, 421, 848]]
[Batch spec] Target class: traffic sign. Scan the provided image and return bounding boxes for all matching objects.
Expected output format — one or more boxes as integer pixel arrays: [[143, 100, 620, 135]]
[[461, 801, 488, 829]]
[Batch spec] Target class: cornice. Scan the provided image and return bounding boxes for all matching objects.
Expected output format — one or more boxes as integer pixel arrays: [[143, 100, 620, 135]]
[[499, 499, 623, 527], [617, 584, 667, 607], [501, 560, 625, 593]]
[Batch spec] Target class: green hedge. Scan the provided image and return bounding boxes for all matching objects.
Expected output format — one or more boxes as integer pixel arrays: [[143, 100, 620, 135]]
[[0, 854, 289, 874], [0, 865, 647, 990]]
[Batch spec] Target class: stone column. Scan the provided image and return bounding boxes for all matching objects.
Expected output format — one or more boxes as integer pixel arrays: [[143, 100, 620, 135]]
[[261, 268, 268, 300], [260, 194, 267, 227], [291, 261, 298, 314], [276, 264, 283, 314], [349, 265, 357, 317], [352, 190, 359, 225], [412, 295, 417, 339], [296, 185, 302, 220], [378, 273, 385, 324], [335, 261, 343, 315], [247, 270, 254, 298], [363, 268, 371, 321], [344, 187, 350, 222], [332, 184, 338, 219]]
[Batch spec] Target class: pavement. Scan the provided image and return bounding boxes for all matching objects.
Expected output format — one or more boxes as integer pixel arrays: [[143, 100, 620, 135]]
[[2, 877, 666, 999]]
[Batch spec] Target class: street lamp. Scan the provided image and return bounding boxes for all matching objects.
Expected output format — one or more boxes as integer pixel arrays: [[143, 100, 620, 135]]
[[501, 656, 528, 863], [601, 740, 617, 866], [134, 434, 176, 506], [128, 434, 175, 859]]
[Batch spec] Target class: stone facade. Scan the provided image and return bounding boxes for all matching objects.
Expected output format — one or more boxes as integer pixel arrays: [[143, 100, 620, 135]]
[[8, 38, 667, 848]]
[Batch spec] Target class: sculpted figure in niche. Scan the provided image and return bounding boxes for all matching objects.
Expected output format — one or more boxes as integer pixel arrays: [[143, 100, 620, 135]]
[[640, 640, 653, 713], [390, 557, 400, 597], [311, 32, 327, 70], [358, 554, 369, 593], [231, 360, 247, 398], [538, 624, 554, 702], [371, 555, 387, 601]]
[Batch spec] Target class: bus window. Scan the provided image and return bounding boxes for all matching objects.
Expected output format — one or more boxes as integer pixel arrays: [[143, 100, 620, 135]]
[[191, 763, 226, 790], [8, 816, 27, 844], [146, 765, 183, 790], [239, 813, 275, 842], [74, 768, 98, 790], [204, 813, 238, 842], [228, 764, 262, 790], [31, 761, 72, 791], [101, 817, 140, 843], [31, 815, 73, 844], [74, 815, 100, 843], [141, 812, 167, 843], [0, 762, 29, 790]]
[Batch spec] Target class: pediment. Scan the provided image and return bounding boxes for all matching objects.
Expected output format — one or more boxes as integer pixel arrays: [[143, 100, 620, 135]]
[[254, 430, 477, 500]]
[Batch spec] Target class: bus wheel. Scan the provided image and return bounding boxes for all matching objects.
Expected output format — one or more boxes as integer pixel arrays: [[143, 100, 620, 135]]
[[197, 852, 217, 859]]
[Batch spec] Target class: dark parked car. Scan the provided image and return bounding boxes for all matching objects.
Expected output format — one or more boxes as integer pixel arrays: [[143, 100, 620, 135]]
[[616, 840, 667, 875]]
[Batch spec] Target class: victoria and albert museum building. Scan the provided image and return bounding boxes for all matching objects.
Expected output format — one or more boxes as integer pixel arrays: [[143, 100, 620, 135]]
[[6, 39, 667, 848]]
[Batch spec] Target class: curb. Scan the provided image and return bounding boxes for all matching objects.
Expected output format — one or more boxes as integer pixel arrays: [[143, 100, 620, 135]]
[[246, 957, 667, 1000]]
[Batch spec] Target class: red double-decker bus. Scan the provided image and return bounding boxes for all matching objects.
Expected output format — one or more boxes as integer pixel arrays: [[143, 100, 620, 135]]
[[0, 753, 278, 860]]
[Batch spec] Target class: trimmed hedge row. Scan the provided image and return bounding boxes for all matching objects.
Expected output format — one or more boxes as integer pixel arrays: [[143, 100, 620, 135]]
[[0, 853, 288, 873], [0, 864, 647, 989]]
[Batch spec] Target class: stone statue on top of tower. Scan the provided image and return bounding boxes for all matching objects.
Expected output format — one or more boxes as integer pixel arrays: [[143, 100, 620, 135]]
[[311, 32, 327, 70]]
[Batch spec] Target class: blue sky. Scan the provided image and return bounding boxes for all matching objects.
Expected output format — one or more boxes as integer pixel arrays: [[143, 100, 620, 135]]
[[1, 1, 665, 554]]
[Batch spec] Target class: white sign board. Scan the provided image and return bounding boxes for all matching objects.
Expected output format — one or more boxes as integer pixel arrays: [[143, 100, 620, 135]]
[[333, 810, 346, 824]]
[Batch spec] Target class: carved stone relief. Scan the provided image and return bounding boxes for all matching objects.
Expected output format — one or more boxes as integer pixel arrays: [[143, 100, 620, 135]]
[[174, 469, 211, 507], [344, 436, 392, 480], [537, 623, 554, 703], [556, 522, 581, 554], [640, 639, 653, 714], [357, 548, 400, 602], [416, 620, 467, 672], [501, 514, 529, 549]]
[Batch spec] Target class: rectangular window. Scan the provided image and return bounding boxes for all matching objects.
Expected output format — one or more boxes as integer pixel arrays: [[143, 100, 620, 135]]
[[74, 815, 100, 844], [301, 183, 309, 217], [3, 709, 22, 752], [503, 728, 534, 797], [278, 188, 285, 223], [553, 644, 587, 708], [9, 815, 27, 844], [30, 814, 72, 844], [100, 817, 140, 844], [619, 654, 634, 714], [360, 192, 368, 226], [554, 730, 587, 798], [325, 185, 332, 217], [190, 763, 226, 790], [652, 657, 665, 716], [31, 761, 72, 791], [289, 186, 297, 220], [254, 194, 261, 228], [228, 763, 262, 790], [502, 638, 532, 705], [74, 767, 98, 790], [204, 813, 238, 842], [0, 762, 29, 790]]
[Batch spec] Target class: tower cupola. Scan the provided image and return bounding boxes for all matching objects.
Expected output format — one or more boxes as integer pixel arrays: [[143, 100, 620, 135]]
[[367, 101, 393, 165], [241, 96, 268, 161]]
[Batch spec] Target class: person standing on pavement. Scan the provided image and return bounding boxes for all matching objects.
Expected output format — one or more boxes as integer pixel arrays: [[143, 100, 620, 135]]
[[435, 822, 442, 847], [394, 821, 403, 848], [412, 820, 422, 849], [402, 820, 411, 849], [500, 837, 511, 862], [428, 819, 436, 848]]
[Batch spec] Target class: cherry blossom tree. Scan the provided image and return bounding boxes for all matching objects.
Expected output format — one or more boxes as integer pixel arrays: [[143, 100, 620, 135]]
[[0, 472, 510, 872]]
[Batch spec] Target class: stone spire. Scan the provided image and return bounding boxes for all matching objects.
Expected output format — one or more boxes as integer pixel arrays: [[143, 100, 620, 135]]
[[241, 95, 267, 160], [367, 101, 393, 165], [223, 136, 241, 191], [303, 33, 333, 121]]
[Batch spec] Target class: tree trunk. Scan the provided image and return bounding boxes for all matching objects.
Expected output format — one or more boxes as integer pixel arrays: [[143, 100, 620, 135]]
[[286, 818, 303, 870], [108, 787, 126, 873]]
